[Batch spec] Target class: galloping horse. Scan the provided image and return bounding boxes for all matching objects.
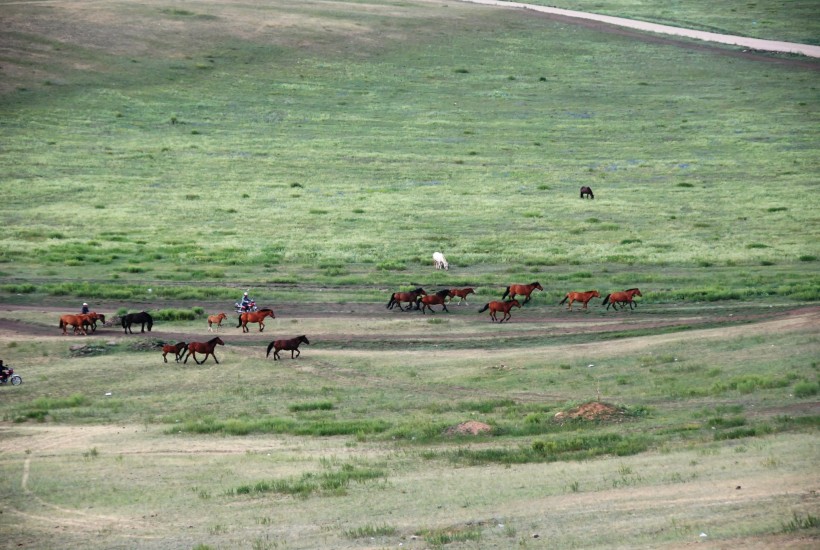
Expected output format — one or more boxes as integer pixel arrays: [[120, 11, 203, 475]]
[[237, 308, 275, 332], [417, 289, 452, 314], [580, 186, 594, 199], [386, 287, 426, 311], [602, 288, 643, 311], [207, 313, 228, 332], [59, 314, 90, 336], [501, 282, 543, 304], [559, 290, 601, 311], [266, 335, 310, 360], [81, 312, 106, 333], [448, 287, 475, 305], [478, 300, 521, 323], [183, 337, 224, 364], [162, 341, 187, 363], [432, 252, 449, 270], [122, 311, 153, 334]]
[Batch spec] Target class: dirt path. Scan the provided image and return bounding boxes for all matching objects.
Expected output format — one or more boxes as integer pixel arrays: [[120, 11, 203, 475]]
[[460, 0, 820, 59]]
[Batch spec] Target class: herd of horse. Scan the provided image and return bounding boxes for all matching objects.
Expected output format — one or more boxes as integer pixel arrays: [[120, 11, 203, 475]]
[[55, 282, 642, 361]]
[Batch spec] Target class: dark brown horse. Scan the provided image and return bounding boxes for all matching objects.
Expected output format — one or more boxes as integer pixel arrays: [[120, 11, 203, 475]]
[[501, 282, 543, 304], [207, 312, 228, 332], [266, 335, 310, 360], [386, 287, 426, 311], [183, 337, 225, 364], [478, 299, 521, 323], [122, 311, 153, 334], [417, 289, 452, 314], [162, 341, 187, 363], [448, 287, 476, 305], [59, 313, 90, 336], [559, 290, 601, 311], [602, 288, 643, 311], [580, 186, 594, 199], [237, 308, 275, 332]]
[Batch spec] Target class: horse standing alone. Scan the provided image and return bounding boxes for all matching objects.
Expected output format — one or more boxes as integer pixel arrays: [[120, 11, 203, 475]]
[[432, 252, 449, 270], [580, 186, 594, 199], [122, 312, 153, 334]]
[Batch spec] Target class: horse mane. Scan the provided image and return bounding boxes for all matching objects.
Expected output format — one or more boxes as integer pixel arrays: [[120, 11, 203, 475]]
[[257, 308, 274, 313], [208, 337, 223, 344], [531, 282, 541, 286], [624, 288, 640, 292]]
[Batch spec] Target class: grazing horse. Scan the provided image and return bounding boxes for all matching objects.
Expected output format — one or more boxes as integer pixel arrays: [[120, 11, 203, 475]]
[[82, 312, 106, 333], [417, 289, 452, 314], [448, 287, 476, 305], [237, 308, 275, 332], [183, 337, 224, 364], [432, 251, 449, 270], [386, 287, 426, 311], [122, 311, 153, 334], [59, 314, 90, 336], [266, 335, 310, 360], [602, 288, 643, 311], [478, 300, 521, 323], [162, 341, 187, 363], [580, 186, 594, 199], [501, 282, 543, 304], [207, 312, 228, 332], [559, 290, 601, 311]]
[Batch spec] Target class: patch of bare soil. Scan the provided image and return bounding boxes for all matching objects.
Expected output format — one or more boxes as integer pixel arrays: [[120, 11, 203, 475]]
[[444, 420, 493, 436], [553, 401, 626, 422]]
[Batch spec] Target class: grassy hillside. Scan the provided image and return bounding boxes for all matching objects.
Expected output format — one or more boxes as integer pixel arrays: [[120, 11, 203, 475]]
[[0, 0, 818, 305]]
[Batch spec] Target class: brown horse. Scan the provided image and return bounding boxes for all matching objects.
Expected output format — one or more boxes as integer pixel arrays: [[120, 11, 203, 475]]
[[478, 300, 521, 323], [448, 287, 476, 305], [266, 335, 310, 360], [386, 287, 426, 311], [501, 282, 543, 304], [183, 337, 224, 364], [81, 312, 106, 333], [59, 314, 90, 336], [559, 290, 601, 311], [417, 289, 452, 314], [602, 288, 643, 311], [162, 341, 187, 363], [580, 185, 594, 199], [237, 308, 275, 332], [207, 312, 228, 332]]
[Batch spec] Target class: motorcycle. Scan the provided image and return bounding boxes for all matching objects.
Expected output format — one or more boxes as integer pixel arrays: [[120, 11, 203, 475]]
[[0, 367, 22, 386], [234, 300, 258, 314]]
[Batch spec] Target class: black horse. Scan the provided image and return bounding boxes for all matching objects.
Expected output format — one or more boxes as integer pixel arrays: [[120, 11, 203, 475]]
[[580, 186, 594, 199], [122, 311, 153, 334]]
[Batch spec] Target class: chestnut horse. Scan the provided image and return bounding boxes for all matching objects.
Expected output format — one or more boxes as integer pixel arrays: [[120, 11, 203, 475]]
[[386, 287, 426, 311], [602, 288, 643, 311], [448, 287, 475, 305], [183, 337, 224, 364], [559, 290, 601, 311], [266, 335, 310, 360], [501, 282, 543, 304], [580, 186, 594, 199], [237, 308, 275, 332], [207, 312, 228, 332], [59, 314, 90, 336], [162, 341, 187, 363], [81, 312, 106, 333], [417, 289, 452, 314], [478, 299, 521, 323]]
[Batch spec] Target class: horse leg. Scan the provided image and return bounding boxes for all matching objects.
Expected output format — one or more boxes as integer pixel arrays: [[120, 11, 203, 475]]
[[183, 350, 191, 364], [211, 352, 219, 364], [258, 321, 264, 332], [273, 349, 280, 361], [292, 349, 300, 359], [163, 352, 168, 363]]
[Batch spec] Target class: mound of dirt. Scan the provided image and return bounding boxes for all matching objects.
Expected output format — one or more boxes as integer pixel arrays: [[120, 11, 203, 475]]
[[444, 420, 493, 436], [553, 401, 626, 422]]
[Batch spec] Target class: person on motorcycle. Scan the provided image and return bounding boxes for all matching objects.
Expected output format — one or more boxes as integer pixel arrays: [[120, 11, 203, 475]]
[[81, 302, 90, 314], [0, 360, 9, 384], [239, 292, 254, 312]]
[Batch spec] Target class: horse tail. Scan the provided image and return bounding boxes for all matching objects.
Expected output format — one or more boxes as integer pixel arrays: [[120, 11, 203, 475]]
[[266, 341, 275, 358], [501, 286, 510, 300], [602, 294, 610, 306], [478, 303, 489, 313], [236, 314, 243, 328], [559, 295, 568, 305], [386, 294, 395, 309], [59, 319, 65, 329]]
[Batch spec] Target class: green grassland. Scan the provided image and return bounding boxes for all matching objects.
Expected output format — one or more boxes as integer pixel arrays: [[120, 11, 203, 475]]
[[0, 1, 818, 548]]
